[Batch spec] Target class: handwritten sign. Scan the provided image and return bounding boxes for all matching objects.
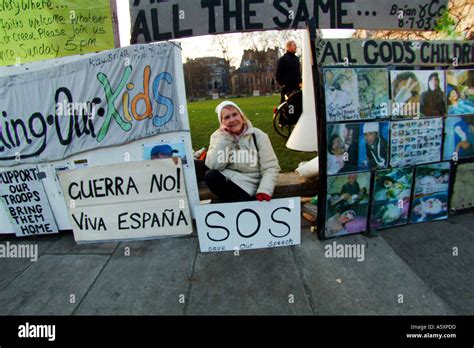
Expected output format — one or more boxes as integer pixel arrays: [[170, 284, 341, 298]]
[[58, 159, 192, 243], [195, 197, 301, 253], [316, 39, 474, 66], [0, 0, 115, 66], [0, 167, 58, 237], [0, 43, 187, 167], [130, 0, 447, 43]]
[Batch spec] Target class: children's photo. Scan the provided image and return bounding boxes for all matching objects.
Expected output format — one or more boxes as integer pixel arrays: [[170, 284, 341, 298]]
[[390, 118, 443, 167], [324, 68, 389, 122], [443, 115, 474, 160], [410, 162, 450, 223], [371, 167, 414, 230], [327, 122, 389, 175], [357, 68, 390, 119], [143, 142, 188, 165], [391, 70, 446, 118], [326, 172, 371, 238], [450, 162, 474, 212], [324, 68, 359, 121], [327, 123, 359, 175], [358, 122, 390, 171], [446, 69, 474, 116]]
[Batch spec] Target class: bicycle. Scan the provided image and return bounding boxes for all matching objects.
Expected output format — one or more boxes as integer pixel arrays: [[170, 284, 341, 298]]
[[272, 89, 302, 139]]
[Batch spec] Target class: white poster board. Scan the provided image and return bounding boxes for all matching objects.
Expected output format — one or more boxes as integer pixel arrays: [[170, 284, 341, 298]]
[[0, 43, 187, 167], [58, 159, 192, 243], [195, 197, 301, 253], [0, 167, 58, 237]]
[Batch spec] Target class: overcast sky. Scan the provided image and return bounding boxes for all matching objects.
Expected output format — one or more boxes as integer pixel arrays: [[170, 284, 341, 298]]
[[116, 1, 354, 67]]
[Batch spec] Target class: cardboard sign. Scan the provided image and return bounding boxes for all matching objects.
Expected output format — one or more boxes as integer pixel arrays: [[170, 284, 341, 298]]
[[58, 159, 192, 243], [316, 39, 474, 66], [195, 197, 301, 253], [130, 0, 447, 43], [0, 43, 187, 167], [0, 167, 58, 237], [0, 0, 114, 66]]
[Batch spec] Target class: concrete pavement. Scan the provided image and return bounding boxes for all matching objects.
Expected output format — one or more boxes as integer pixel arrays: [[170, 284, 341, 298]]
[[0, 213, 472, 315]]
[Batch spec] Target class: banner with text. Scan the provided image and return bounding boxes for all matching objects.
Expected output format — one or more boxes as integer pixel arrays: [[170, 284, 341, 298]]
[[316, 39, 474, 66], [0, 167, 59, 237], [195, 197, 301, 253], [0, 0, 115, 66], [0, 43, 187, 167], [58, 159, 192, 243], [130, 0, 447, 43]]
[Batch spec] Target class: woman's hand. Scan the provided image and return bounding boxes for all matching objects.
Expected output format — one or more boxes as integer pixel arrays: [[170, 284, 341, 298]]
[[219, 124, 231, 134], [256, 193, 272, 202]]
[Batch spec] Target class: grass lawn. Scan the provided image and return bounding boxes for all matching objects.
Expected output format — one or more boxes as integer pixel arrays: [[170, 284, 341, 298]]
[[187, 95, 317, 173]]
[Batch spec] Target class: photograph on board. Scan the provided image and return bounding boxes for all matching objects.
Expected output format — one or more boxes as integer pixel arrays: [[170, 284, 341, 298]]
[[446, 69, 474, 116], [410, 162, 450, 224], [443, 115, 474, 160], [450, 162, 474, 212], [390, 70, 446, 118], [143, 142, 188, 165], [324, 68, 389, 122], [390, 118, 443, 167], [325, 172, 371, 238], [327, 122, 389, 175], [371, 167, 414, 230], [324, 68, 359, 121], [357, 68, 390, 119]]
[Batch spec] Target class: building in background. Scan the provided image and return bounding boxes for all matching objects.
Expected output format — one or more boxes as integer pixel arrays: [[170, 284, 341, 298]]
[[183, 57, 231, 100], [231, 48, 280, 96]]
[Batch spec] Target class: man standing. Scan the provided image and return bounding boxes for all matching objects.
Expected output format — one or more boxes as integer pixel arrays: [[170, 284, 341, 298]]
[[275, 40, 302, 105]]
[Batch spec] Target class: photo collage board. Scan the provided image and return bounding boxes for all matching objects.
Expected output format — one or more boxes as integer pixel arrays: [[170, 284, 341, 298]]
[[321, 67, 474, 239]]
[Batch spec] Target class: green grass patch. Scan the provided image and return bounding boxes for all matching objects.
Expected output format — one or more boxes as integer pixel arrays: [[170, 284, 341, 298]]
[[187, 95, 317, 172]]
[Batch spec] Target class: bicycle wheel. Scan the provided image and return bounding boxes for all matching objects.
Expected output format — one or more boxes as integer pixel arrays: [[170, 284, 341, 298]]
[[273, 106, 294, 139]]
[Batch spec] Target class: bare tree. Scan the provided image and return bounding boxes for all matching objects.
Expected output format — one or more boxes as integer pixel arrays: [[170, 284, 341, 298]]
[[183, 59, 212, 100], [213, 34, 238, 94]]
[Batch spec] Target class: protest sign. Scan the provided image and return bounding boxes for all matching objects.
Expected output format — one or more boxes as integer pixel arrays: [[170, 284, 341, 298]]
[[0, 166, 58, 237], [195, 197, 301, 253], [0, 0, 115, 66], [58, 158, 192, 242], [0, 43, 187, 167], [316, 39, 474, 66], [130, 0, 447, 43]]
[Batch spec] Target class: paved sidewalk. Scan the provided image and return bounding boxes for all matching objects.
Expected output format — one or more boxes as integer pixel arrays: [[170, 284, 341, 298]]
[[0, 213, 472, 315]]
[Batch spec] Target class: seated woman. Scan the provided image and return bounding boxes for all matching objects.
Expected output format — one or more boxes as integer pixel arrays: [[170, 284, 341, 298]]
[[205, 101, 281, 203]]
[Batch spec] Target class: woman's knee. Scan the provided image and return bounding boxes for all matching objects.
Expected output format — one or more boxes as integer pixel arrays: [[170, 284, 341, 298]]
[[204, 169, 223, 187]]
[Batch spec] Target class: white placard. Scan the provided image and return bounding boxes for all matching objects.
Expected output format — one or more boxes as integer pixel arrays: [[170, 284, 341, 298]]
[[0, 167, 58, 237], [0, 43, 186, 167], [195, 197, 301, 253], [58, 159, 192, 243]]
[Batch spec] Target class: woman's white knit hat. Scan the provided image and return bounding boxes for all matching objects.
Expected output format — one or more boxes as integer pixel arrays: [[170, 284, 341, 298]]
[[215, 100, 244, 124]]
